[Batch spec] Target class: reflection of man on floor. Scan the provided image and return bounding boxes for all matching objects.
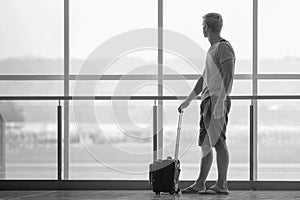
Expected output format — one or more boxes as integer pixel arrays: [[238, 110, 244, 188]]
[[178, 12, 235, 195]]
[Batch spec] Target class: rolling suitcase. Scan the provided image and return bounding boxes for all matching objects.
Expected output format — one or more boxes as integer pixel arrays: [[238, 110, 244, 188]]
[[149, 110, 183, 195]]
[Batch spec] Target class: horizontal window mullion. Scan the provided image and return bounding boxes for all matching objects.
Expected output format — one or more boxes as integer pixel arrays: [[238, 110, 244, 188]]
[[1, 95, 300, 101], [257, 74, 300, 79], [1, 74, 300, 81], [0, 75, 64, 81]]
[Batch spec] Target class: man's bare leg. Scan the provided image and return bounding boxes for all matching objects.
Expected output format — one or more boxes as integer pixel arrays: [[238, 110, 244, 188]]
[[183, 146, 213, 191], [212, 141, 229, 190]]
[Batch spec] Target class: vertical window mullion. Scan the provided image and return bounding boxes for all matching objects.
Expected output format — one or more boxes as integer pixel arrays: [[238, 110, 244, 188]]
[[63, 0, 70, 180], [157, 0, 163, 160], [251, 0, 258, 181]]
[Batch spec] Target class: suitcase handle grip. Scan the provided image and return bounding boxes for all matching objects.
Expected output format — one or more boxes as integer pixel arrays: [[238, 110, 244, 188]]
[[174, 111, 183, 160]]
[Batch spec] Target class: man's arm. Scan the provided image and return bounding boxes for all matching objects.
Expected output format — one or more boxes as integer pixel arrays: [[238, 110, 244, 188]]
[[217, 59, 234, 102], [213, 58, 234, 119], [178, 76, 203, 112], [186, 76, 204, 102]]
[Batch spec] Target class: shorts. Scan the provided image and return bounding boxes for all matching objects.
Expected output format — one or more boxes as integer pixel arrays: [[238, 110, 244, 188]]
[[198, 95, 231, 147]]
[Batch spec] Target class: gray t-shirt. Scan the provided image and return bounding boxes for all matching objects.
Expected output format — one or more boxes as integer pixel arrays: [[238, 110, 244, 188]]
[[201, 39, 235, 100]]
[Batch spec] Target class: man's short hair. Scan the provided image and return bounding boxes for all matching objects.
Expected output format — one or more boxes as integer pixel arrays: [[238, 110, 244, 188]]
[[203, 13, 223, 33]]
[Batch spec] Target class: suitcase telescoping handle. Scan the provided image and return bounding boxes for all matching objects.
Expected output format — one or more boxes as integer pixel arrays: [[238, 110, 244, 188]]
[[153, 102, 158, 162], [153, 103, 183, 162], [174, 110, 183, 160]]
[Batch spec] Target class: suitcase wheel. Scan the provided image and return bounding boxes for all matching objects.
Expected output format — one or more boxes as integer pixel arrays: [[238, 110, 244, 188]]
[[169, 190, 175, 194], [175, 188, 181, 194]]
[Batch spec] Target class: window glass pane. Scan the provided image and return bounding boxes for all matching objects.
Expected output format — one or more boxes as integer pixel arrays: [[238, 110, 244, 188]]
[[164, 53, 204, 75], [258, 59, 300, 74], [70, 0, 157, 74], [0, 0, 63, 74], [1, 101, 57, 179], [69, 100, 153, 179], [163, 80, 195, 96], [0, 81, 63, 96], [258, 101, 300, 180], [71, 51, 157, 76], [71, 80, 157, 96], [163, 100, 250, 180], [258, 0, 300, 73], [163, 80, 251, 96], [231, 80, 252, 96], [164, 0, 252, 74], [227, 100, 250, 180], [258, 80, 300, 95]]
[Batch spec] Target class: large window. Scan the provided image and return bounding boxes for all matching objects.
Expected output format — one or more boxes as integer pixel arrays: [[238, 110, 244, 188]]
[[1, 0, 300, 182]]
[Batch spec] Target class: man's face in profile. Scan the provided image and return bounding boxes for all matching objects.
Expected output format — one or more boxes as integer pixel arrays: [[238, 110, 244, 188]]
[[202, 21, 208, 38]]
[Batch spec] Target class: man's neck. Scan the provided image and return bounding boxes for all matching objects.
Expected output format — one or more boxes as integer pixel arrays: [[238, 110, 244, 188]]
[[208, 34, 222, 46]]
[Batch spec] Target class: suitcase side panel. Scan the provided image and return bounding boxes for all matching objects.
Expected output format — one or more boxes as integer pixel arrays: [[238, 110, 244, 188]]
[[149, 160, 178, 193]]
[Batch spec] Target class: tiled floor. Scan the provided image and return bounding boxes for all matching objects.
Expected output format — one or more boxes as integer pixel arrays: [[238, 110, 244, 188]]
[[0, 190, 300, 200]]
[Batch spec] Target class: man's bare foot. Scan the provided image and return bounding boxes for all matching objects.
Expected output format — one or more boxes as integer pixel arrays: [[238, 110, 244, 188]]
[[181, 181, 206, 194], [206, 183, 229, 195]]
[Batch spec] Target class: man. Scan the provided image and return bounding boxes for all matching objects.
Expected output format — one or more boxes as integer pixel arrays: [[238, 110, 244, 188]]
[[178, 13, 235, 195]]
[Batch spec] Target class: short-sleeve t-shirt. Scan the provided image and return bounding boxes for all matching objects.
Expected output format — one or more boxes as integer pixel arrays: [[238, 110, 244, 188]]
[[201, 39, 235, 100]]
